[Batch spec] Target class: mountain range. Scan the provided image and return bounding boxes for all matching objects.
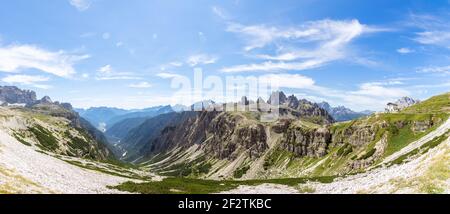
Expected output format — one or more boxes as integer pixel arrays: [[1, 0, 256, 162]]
[[0, 85, 449, 194], [317, 102, 373, 122], [75, 105, 174, 132]]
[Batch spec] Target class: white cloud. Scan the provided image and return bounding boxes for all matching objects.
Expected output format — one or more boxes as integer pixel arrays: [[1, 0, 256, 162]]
[[397, 47, 414, 54], [102, 32, 111, 40], [96, 65, 141, 80], [98, 64, 112, 74], [221, 60, 324, 73], [169, 61, 183, 67], [301, 82, 411, 111], [128, 81, 152, 88], [156, 72, 184, 79], [0, 44, 88, 77], [414, 31, 450, 48], [222, 19, 387, 73], [409, 14, 450, 48], [1, 74, 52, 89], [116, 42, 124, 47], [350, 82, 410, 98], [212, 6, 229, 19], [96, 76, 140, 80], [259, 74, 315, 89], [417, 65, 450, 75], [69, 0, 91, 11], [255, 74, 411, 111], [186, 54, 218, 66]]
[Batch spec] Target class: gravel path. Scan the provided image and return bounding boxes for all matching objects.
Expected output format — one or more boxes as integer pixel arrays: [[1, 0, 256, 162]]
[[309, 135, 449, 193], [0, 129, 132, 194], [220, 183, 299, 194]]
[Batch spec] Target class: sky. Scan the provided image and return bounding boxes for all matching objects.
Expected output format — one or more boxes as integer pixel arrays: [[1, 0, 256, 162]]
[[0, 0, 449, 111]]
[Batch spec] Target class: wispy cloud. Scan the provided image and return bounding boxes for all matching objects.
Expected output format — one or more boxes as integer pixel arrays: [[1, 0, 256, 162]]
[[417, 65, 450, 75], [397, 47, 414, 54], [305, 82, 411, 111], [221, 60, 324, 73], [156, 72, 184, 79], [1, 74, 52, 89], [222, 19, 388, 73], [259, 73, 315, 89], [212, 6, 229, 20], [95, 65, 141, 80], [349, 82, 409, 97], [186, 54, 218, 66], [69, 0, 92, 11], [0, 44, 88, 77], [409, 13, 450, 48], [128, 81, 152, 88]]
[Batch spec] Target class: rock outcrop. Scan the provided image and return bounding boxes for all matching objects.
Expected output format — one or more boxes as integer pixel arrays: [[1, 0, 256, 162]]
[[267, 91, 287, 105], [280, 126, 331, 157], [0, 86, 37, 105], [142, 111, 269, 161]]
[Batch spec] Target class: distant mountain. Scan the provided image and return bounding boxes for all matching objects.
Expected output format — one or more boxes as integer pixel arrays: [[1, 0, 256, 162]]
[[75, 105, 174, 132], [118, 111, 198, 160], [317, 102, 372, 122], [385, 96, 420, 113], [105, 117, 149, 142], [75, 107, 130, 131], [0, 86, 37, 106], [171, 104, 189, 112], [190, 100, 215, 111], [105, 105, 174, 129]]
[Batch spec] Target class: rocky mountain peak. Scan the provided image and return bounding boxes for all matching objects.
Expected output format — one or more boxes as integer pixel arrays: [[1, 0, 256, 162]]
[[397, 97, 419, 106], [240, 96, 249, 105], [39, 96, 53, 104], [0, 86, 37, 105], [267, 91, 287, 105], [287, 95, 299, 109], [317, 102, 332, 112], [317, 101, 372, 122], [256, 97, 265, 104]]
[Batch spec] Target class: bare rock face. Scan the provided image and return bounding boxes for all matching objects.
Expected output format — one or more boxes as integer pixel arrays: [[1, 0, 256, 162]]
[[39, 96, 53, 104], [0, 86, 37, 105], [147, 111, 269, 161], [271, 119, 292, 133], [287, 95, 299, 109], [331, 124, 378, 148], [349, 134, 388, 171], [235, 124, 267, 159], [280, 126, 331, 157], [241, 96, 249, 105], [411, 120, 433, 133], [267, 91, 287, 105], [347, 126, 377, 147]]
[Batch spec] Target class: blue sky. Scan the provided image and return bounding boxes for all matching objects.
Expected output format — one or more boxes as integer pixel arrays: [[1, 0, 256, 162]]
[[0, 0, 449, 111]]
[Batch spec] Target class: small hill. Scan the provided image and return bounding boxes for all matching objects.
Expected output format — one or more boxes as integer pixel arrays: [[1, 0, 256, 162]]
[[402, 92, 450, 114]]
